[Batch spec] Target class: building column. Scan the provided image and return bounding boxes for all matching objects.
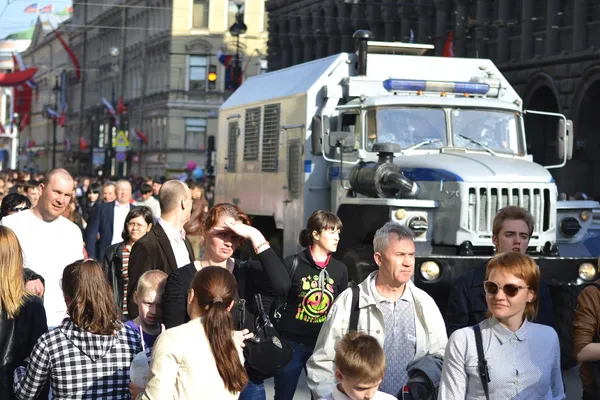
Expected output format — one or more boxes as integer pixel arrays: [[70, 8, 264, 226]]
[[546, 0, 560, 55], [521, 0, 535, 59], [475, 0, 488, 58], [382, 0, 398, 41], [280, 18, 293, 68], [417, 0, 433, 44], [301, 14, 316, 61], [454, 0, 468, 57], [434, 0, 451, 56], [399, 3, 411, 42], [366, 1, 382, 40], [290, 17, 304, 65], [573, 0, 587, 51], [314, 9, 328, 59], [325, 6, 340, 55], [497, 0, 510, 62]]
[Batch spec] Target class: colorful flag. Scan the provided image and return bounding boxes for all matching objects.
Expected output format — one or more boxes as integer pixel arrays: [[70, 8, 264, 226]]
[[40, 4, 53, 13], [116, 98, 127, 114], [79, 137, 88, 150], [64, 5, 73, 13], [24, 3, 38, 13], [101, 97, 119, 127], [216, 49, 233, 67], [442, 31, 455, 57], [64, 137, 71, 151], [20, 113, 30, 131], [0, 124, 5, 134], [409, 29, 415, 44], [47, 108, 59, 120], [51, 26, 81, 81], [133, 128, 148, 143], [58, 110, 66, 127]]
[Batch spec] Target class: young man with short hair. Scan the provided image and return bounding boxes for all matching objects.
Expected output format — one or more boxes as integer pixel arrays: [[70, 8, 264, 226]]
[[136, 182, 161, 219], [445, 206, 554, 336]]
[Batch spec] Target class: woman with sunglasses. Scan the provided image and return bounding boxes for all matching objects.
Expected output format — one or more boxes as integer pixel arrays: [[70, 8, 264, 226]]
[[0, 193, 31, 220], [439, 252, 565, 399]]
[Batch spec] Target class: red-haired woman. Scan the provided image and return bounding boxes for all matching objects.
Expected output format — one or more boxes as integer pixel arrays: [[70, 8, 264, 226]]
[[13, 259, 142, 399], [439, 252, 565, 398], [132, 266, 247, 399], [161, 203, 291, 400]]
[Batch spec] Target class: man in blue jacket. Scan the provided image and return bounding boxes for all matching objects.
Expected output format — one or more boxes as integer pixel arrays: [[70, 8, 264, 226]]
[[445, 206, 554, 336]]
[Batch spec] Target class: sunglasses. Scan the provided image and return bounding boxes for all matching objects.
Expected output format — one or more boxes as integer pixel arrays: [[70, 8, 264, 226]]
[[11, 205, 30, 212], [483, 281, 529, 298]]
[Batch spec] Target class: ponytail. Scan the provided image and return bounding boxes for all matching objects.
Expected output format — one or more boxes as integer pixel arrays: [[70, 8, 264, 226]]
[[193, 266, 248, 393], [298, 229, 311, 247], [202, 302, 248, 393]]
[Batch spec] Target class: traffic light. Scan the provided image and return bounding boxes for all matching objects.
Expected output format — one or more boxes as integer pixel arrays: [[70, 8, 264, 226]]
[[208, 65, 217, 90]]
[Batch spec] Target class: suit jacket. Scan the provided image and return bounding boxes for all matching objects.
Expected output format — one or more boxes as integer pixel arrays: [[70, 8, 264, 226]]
[[85, 201, 123, 261], [126, 223, 194, 318]]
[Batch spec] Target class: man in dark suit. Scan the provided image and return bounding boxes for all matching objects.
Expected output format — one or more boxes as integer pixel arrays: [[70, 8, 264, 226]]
[[85, 180, 133, 260], [126, 180, 195, 318], [446, 206, 554, 336]]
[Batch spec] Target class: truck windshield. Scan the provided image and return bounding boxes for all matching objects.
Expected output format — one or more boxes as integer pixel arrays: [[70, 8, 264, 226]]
[[365, 108, 446, 151], [451, 109, 523, 155]]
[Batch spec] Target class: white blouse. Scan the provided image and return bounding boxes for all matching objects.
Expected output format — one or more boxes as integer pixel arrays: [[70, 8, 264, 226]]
[[439, 317, 565, 399]]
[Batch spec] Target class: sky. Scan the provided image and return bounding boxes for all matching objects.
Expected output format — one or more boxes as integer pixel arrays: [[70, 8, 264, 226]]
[[0, 1, 72, 39]]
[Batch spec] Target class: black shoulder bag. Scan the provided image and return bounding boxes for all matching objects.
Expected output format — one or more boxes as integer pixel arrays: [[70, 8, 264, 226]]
[[349, 285, 360, 331], [473, 324, 490, 400], [237, 262, 294, 381]]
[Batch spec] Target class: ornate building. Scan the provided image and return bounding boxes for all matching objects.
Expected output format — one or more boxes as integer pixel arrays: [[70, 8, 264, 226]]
[[266, 0, 600, 199], [66, 0, 268, 177]]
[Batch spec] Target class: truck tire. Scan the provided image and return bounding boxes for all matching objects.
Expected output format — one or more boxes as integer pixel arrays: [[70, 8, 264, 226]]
[[551, 285, 583, 370], [342, 245, 377, 285]]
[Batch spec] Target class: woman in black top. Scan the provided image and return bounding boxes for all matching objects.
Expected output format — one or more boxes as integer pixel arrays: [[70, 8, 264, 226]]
[[273, 210, 348, 400], [161, 203, 290, 400]]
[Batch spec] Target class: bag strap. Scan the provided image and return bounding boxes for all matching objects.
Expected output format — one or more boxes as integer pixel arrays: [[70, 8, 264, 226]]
[[289, 254, 299, 279], [349, 285, 360, 332], [237, 260, 249, 331], [473, 324, 490, 400]]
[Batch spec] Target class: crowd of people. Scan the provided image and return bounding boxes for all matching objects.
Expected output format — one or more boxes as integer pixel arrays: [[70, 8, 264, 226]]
[[0, 167, 599, 399]]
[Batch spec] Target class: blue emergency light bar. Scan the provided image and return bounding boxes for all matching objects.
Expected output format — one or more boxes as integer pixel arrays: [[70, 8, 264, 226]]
[[383, 79, 490, 95]]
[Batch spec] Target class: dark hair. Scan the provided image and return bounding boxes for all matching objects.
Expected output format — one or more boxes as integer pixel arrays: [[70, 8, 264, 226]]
[[24, 180, 39, 191], [193, 267, 248, 392], [299, 210, 343, 247], [140, 183, 152, 195], [122, 206, 154, 242], [62, 259, 121, 335], [0, 193, 31, 219], [88, 182, 102, 195], [184, 197, 210, 235], [188, 182, 202, 190]]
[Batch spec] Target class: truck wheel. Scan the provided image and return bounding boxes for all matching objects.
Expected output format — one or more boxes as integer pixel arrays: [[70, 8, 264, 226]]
[[343, 245, 377, 285], [551, 285, 583, 370]]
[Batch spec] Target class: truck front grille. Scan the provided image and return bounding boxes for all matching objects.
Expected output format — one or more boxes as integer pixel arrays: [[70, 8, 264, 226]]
[[467, 186, 551, 236]]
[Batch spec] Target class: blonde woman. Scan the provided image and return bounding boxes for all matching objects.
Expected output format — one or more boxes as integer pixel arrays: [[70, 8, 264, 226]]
[[0, 226, 47, 399]]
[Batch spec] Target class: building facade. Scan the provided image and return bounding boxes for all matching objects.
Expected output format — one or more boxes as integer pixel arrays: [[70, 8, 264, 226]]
[[266, 0, 600, 199], [67, 0, 268, 178]]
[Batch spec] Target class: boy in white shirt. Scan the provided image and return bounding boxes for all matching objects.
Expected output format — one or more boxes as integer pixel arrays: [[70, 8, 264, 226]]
[[320, 332, 396, 400]]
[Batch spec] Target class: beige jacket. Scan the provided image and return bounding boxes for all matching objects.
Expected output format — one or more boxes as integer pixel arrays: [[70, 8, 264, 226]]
[[306, 272, 448, 398], [140, 317, 243, 400]]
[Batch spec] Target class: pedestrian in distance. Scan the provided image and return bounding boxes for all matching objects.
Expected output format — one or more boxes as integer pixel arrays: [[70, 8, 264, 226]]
[[80, 181, 102, 223], [0, 226, 48, 400], [274, 210, 349, 400], [307, 222, 447, 398], [135, 183, 161, 219], [130, 266, 247, 400], [319, 331, 396, 400], [1, 169, 84, 327], [13, 259, 142, 399], [127, 180, 195, 319], [160, 203, 291, 400], [439, 252, 565, 399], [0, 193, 31, 220], [103, 206, 154, 320], [102, 181, 117, 203]]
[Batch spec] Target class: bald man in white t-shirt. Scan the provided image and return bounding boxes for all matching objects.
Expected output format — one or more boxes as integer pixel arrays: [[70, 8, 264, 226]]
[[2, 169, 84, 327]]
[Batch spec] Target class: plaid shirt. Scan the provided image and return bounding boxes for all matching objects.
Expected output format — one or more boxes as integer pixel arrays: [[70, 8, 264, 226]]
[[14, 318, 142, 399]]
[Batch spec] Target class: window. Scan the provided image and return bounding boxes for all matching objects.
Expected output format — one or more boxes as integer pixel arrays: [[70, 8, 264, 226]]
[[227, 121, 238, 172], [243, 107, 260, 160], [228, 0, 244, 29], [192, 0, 209, 29], [261, 103, 280, 172], [185, 118, 207, 150], [189, 56, 207, 91]]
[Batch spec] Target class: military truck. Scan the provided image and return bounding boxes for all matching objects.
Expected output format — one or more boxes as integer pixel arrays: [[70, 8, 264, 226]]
[[214, 31, 599, 366]]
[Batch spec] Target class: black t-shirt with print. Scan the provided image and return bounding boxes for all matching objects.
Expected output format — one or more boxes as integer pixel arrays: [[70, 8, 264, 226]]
[[278, 247, 348, 347]]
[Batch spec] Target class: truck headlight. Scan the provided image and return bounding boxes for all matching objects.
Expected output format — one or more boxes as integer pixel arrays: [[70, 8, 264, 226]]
[[579, 263, 597, 281], [420, 261, 440, 281], [560, 217, 581, 237], [581, 211, 591, 222]]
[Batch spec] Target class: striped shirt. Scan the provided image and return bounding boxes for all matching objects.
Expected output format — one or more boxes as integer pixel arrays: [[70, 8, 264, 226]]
[[122, 245, 131, 317]]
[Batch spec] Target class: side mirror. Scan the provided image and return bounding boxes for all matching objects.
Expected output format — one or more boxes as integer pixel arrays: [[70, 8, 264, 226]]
[[566, 119, 574, 160], [311, 116, 323, 156], [557, 119, 574, 161], [329, 131, 355, 153]]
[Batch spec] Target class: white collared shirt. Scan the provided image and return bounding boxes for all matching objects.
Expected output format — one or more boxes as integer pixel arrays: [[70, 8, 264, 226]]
[[112, 201, 131, 244], [319, 385, 397, 400], [158, 218, 190, 268]]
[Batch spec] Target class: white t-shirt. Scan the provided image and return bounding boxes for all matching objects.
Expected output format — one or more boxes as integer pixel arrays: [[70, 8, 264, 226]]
[[112, 202, 131, 245], [319, 385, 397, 400], [2, 210, 84, 327]]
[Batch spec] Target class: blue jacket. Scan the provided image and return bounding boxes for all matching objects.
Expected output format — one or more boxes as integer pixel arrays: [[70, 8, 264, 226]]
[[445, 263, 554, 336]]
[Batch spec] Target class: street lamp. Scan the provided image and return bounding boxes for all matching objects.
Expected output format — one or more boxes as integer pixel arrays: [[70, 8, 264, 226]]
[[228, 0, 247, 90], [51, 73, 61, 169], [104, 47, 120, 177]]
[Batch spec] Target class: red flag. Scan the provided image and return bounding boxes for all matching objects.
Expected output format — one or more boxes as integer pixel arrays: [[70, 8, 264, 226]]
[[20, 113, 30, 131], [0, 124, 5, 134], [443, 31, 454, 57], [52, 28, 81, 81], [134, 128, 148, 143], [40, 4, 53, 13], [116, 98, 127, 114], [58, 110, 66, 127], [79, 137, 88, 150]]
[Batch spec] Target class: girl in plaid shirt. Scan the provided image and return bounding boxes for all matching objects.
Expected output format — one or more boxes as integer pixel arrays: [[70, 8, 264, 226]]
[[13, 259, 142, 399]]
